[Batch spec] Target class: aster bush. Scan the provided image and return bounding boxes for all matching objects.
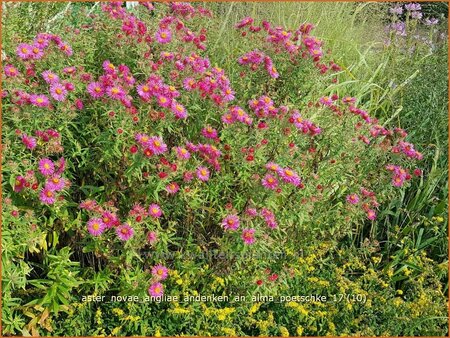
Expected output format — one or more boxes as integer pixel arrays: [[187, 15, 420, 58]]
[[2, 2, 448, 336]]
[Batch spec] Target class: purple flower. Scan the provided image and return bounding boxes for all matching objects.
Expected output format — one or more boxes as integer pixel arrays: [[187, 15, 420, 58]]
[[196, 166, 210, 182], [116, 223, 134, 241], [151, 264, 169, 280], [405, 3, 421, 11], [87, 82, 105, 98], [21, 134, 37, 150], [50, 83, 68, 101], [87, 218, 107, 236], [346, 194, 360, 204], [42, 70, 60, 84], [155, 29, 172, 44], [411, 11, 423, 19], [39, 188, 56, 205], [389, 6, 403, 15], [45, 175, 65, 191], [38, 158, 55, 176], [222, 214, 240, 231], [424, 18, 439, 26], [16, 43, 33, 60], [30, 94, 50, 107], [242, 228, 256, 245]]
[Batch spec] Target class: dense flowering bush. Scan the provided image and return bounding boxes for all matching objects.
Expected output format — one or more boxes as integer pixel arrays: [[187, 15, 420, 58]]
[[2, 2, 447, 336]]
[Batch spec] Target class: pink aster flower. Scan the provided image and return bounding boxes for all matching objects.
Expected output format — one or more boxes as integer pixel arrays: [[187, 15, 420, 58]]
[[266, 162, 280, 172], [137, 83, 152, 100], [148, 136, 168, 155], [39, 187, 56, 205], [87, 218, 107, 236], [261, 174, 278, 190], [278, 167, 301, 186], [34, 35, 50, 49], [246, 208, 258, 217], [58, 41, 73, 56], [392, 175, 405, 187], [30, 94, 50, 107], [116, 223, 134, 241], [49, 83, 68, 101], [148, 204, 163, 219], [21, 134, 37, 150], [346, 193, 360, 204], [182, 77, 196, 91], [30, 45, 44, 60], [42, 70, 60, 84], [101, 211, 119, 228], [222, 214, 240, 231], [148, 282, 164, 297], [151, 264, 169, 280], [14, 176, 27, 192], [155, 29, 172, 44], [106, 85, 125, 100], [236, 16, 254, 28], [102, 60, 116, 74], [38, 158, 55, 176], [156, 94, 172, 108], [63, 66, 77, 75], [174, 146, 191, 160], [166, 182, 180, 195], [87, 82, 105, 98], [4, 64, 19, 77], [196, 166, 210, 182], [171, 101, 188, 119], [147, 231, 158, 245], [242, 228, 256, 245], [367, 209, 377, 220], [201, 126, 218, 140], [16, 43, 33, 59], [45, 175, 65, 191]]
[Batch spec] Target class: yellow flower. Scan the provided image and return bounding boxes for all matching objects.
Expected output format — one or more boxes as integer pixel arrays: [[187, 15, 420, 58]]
[[248, 302, 261, 315], [221, 328, 236, 336], [112, 308, 124, 317], [154, 328, 161, 337], [296, 326, 304, 336], [111, 326, 122, 335], [396, 289, 403, 295], [95, 308, 102, 325], [279, 326, 289, 337]]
